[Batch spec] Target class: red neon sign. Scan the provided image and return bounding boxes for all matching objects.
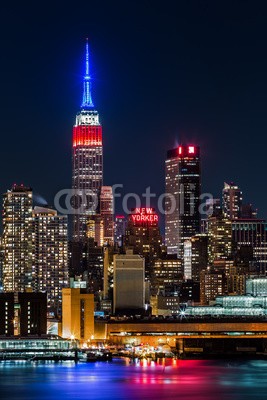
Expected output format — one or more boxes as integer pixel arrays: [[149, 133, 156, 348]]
[[73, 125, 102, 147], [129, 208, 159, 225], [178, 146, 182, 155]]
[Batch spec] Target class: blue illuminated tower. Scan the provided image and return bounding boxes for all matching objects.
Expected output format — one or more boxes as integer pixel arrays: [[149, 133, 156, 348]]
[[81, 39, 94, 108]]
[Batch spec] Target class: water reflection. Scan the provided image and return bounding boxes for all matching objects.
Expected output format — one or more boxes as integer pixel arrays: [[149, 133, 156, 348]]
[[0, 358, 267, 399]]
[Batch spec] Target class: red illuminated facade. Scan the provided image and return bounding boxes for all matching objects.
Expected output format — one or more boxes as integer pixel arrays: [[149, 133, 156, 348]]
[[73, 125, 102, 147]]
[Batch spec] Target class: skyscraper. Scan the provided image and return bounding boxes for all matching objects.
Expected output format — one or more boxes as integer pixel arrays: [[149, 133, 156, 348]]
[[222, 182, 242, 220], [100, 186, 114, 245], [32, 206, 69, 316], [165, 145, 201, 258], [2, 184, 33, 292], [72, 40, 103, 242]]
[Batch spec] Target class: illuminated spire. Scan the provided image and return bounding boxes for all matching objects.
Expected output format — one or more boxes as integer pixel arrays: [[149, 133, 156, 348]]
[[81, 39, 94, 108]]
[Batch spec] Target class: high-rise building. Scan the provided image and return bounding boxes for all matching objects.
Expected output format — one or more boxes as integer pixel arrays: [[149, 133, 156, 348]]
[[100, 186, 114, 245], [32, 206, 69, 316], [2, 184, 33, 292], [165, 145, 201, 258], [125, 207, 165, 277], [72, 40, 103, 242], [222, 182, 242, 220]]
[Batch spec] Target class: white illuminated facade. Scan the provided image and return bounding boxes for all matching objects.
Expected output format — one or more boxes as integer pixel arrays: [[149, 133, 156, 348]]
[[2, 185, 33, 292], [183, 240, 192, 280], [32, 207, 69, 316]]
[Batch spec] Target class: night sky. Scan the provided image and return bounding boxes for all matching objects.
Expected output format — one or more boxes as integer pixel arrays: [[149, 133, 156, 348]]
[[1, 1, 267, 223]]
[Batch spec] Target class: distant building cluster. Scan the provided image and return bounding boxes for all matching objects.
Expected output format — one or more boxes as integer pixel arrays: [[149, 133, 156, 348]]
[[1, 42, 267, 346]]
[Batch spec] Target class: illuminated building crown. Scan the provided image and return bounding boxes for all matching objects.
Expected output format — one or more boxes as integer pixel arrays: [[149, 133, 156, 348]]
[[81, 38, 94, 109]]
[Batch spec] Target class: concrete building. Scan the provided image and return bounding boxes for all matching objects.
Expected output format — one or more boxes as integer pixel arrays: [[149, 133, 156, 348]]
[[62, 288, 94, 344], [113, 250, 145, 314]]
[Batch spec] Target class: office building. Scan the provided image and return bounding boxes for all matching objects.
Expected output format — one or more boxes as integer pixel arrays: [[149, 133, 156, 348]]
[[113, 250, 145, 313], [152, 256, 183, 295], [165, 145, 201, 258]]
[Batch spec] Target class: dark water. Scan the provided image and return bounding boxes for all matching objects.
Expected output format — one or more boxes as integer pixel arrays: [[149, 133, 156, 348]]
[[0, 358, 267, 400]]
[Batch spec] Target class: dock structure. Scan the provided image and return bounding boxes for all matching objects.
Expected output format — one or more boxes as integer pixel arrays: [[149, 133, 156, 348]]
[[0, 336, 78, 361]]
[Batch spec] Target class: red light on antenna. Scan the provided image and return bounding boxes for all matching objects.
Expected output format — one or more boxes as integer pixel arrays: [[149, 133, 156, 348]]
[[188, 146, 195, 154]]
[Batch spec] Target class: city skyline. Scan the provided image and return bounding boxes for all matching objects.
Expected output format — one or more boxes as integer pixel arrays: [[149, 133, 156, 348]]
[[1, 2, 267, 220]]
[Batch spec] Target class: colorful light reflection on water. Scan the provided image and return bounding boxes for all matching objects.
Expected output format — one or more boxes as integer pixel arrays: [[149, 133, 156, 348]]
[[0, 358, 267, 399]]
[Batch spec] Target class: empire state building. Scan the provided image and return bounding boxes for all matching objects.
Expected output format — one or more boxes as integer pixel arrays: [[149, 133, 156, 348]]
[[72, 40, 103, 241]]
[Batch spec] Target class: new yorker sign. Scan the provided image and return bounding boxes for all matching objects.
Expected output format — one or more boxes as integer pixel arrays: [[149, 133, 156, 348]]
[[129, 208, 159, 224]]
